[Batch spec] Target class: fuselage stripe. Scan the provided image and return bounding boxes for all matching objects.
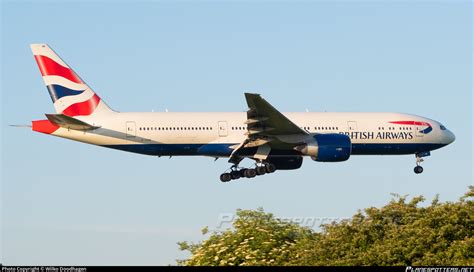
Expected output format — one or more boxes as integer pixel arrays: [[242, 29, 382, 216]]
[[389, 120, 433, 134], [389, 120, 431, 127]]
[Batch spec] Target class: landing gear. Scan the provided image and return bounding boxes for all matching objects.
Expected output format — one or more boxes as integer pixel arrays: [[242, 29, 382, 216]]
[[244, 168, 257, 178], [414, 165, 424, 174], [231, 170, 242, 180], [256, 166, 266, 175], [220, 173, 232, 182], [413, 152, 430, 175], [219, 162, 276, 182], [265, 163, 276, 173]]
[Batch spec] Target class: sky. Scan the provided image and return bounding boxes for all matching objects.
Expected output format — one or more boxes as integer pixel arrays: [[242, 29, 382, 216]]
[[1, 0, 472, 265]]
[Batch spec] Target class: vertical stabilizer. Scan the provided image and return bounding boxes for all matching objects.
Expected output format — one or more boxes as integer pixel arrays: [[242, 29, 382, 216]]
[[30, 44, 114, 116]]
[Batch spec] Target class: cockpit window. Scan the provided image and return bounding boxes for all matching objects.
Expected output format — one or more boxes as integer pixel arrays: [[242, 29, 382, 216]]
[[440, 125, 447, 130]]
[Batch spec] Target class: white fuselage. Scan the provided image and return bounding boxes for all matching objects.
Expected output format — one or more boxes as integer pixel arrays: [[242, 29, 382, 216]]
[[45, 111, 455, 158], [28, 44, 456, 177]]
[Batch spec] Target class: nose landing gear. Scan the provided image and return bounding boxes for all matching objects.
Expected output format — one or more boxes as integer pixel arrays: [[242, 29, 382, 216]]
[[414, 165, 424, 174], [414, 152, 430, 174]]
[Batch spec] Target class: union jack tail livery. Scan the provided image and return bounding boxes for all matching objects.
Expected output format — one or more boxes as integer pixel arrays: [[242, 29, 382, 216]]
[[31, 44, 114, 116]]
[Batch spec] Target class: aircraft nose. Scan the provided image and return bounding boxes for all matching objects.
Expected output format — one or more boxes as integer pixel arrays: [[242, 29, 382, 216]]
[[446, 130, 456, 145]]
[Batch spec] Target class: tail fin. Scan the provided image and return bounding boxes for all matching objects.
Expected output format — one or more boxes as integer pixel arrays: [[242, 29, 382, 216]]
[[30, 44, 114, 116]]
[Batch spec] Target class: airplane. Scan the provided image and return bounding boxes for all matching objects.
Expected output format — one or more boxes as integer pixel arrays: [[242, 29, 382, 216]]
[[28, 44, 456, 182]]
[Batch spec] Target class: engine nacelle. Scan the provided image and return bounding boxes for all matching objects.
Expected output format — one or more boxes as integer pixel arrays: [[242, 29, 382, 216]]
[[295, 133, 351, 162]]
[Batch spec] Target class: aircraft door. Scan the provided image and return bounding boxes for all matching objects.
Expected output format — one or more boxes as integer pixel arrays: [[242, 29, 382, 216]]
[[218, 121, 228, 137], [126, 121, 136, 138]]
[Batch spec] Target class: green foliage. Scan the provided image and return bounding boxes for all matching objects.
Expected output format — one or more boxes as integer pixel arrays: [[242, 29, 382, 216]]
[[178, 186, 473, 266], [177, 208, 314, 266]]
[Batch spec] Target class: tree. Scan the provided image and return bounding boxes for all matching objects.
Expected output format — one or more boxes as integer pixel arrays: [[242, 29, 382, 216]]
[[178, 186, 473, 266], [177, 208, 314, 266]]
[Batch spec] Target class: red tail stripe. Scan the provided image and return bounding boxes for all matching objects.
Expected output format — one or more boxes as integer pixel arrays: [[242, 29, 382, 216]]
[[389, 121, 431, 127], [34, 55, 83, 84], [62, 94, 100, 117], [32, 120, 60, 134]]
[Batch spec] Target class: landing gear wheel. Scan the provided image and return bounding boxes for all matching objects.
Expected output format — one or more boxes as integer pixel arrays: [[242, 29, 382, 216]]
[[414, 166, 424, 174], [220, 173, 232, 182], [220, 161, 277, 182], [231, 171, 241, 180], [413, 152, 429, 175], [244, 168, 257, 178], [265, 163, 276, 173], [256, 166, 266, 175]]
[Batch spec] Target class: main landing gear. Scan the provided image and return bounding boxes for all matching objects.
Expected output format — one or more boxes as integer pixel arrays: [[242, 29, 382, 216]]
[[220, 162, 277, 182], [414, 152, 430, 174]]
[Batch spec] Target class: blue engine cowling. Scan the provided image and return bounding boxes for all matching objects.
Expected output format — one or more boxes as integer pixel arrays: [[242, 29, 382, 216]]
[[296, 133, 352, 162]]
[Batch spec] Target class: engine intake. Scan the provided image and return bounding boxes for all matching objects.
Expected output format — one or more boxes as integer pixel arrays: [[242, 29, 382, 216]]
[[295, 133, 351, 162]]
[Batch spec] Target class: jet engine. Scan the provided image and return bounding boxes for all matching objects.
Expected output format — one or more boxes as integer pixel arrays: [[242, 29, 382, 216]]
[[295, 133, 352, 162]]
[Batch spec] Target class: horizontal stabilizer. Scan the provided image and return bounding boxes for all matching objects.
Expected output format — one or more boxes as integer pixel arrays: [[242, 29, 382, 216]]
[[9, 124, 32, 128], [45, 114, 100, 131]]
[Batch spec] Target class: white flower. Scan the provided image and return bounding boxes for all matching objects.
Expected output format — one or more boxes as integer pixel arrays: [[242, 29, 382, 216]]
[[217, 247, 228, 254]]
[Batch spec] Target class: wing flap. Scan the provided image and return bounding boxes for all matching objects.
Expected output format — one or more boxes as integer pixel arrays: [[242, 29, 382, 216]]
[[244, 93, 307, 136]]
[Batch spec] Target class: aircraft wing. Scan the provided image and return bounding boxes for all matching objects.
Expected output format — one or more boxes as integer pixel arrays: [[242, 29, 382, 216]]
[[244, 93, 308, 136], [229, 93, 308, 164]]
